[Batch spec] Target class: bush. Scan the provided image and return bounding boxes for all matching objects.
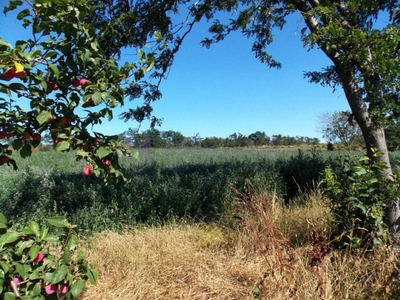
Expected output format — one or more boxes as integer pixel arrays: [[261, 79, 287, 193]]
[[319, 152, 399, 249], [276, 149, 328, 202], [0, 214, 97, 299]]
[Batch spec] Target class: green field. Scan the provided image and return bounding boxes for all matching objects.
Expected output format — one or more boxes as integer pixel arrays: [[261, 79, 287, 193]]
[[1, 148, 399, 232]]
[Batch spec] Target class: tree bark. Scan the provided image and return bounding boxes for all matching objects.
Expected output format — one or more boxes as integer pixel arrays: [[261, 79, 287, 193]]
[[336, 64, 400, 232], [296, 0, 400, 232]]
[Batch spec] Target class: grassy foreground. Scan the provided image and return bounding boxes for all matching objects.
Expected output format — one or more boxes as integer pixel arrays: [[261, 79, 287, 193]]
[[80, 188, 400, 300]]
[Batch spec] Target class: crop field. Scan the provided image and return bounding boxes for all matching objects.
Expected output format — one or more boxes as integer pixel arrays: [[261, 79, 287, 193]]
[[0, 147, 358, 230], [2, 148, 400, 299], [2, 147, 400, 231]]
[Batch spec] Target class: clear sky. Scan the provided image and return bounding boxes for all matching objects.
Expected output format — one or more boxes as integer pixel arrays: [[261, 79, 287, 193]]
[[0, 6, 351, 141]]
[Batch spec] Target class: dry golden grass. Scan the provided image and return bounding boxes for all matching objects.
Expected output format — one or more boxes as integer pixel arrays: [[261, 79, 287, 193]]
[[80, 187, 400, 300], [81, 224, 263, 299]]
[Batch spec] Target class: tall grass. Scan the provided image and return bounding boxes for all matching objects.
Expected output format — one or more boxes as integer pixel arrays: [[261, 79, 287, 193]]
[[0, 148, 332, 231]]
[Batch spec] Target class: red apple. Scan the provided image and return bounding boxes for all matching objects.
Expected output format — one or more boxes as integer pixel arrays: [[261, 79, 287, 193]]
[[71, 78, 80, 87], [50, 82, 59, 90], [10, 277, 26, 289], [5, 132, 14, 138], [82, 164, 93, 176], [33, 251, 44, 263], [79, 78, 89, 87], [23, 131, 31, 140], [60, 284, 68, 294], [32, 132, 41, 141], [102, 159, 111, 166], [60, 116, 69, 124], [0, 131, 5, 139], [0, 156, 9, 165], [14, 70, 26, 78], [2, 68, 15, 80], [45, 284, 57, 295]]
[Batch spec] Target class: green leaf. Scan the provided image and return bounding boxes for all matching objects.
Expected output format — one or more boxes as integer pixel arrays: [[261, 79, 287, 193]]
[[16, 240, 34, 256], [29, 221, 40, 236], [3, 292, 16, 300], [67, 234, 78, 251], [8, 83, 27, 90], [0, 39, 13, 49], [0, 213, 7, 229], [41, 226, 49, 239], [20, 143, 32, 158], [137, 49, 145, 61], [355, 203, 367, 214], [76, 150, 89, 158], [16, 8, 30, 20], [49, 63, 60, 79], [92, 91, 103, 105], [12, 139, 24, 151], [46, 216, 71, 228], [29, 271, 42, 281], [36, 110, 51, 125], [55, 140, 70, 152], [1, 231, 21, 245], [87, 269, 98, 285], [50, 264, 69, 284], [15, 263, 31, 278], [33, 282, 42, 296], [61, 248, 71, 264], [29, 244, 40, 262], [96, 147, 111, 159], [71, 279, 86, 298], [42, 234, 59, 242], [0, 261, 9, 273]]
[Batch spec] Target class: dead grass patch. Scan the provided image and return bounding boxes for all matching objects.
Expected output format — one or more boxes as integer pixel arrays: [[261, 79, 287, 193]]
[[81, 224, 264, 300], [80, 187, 400, 300]]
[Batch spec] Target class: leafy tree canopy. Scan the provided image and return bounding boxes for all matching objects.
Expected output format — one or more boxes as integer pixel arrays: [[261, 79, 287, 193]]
[[0, 0, 171, 181]]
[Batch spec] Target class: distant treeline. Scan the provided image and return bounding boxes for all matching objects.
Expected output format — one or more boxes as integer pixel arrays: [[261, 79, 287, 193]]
[[118, 128, 321, 148]]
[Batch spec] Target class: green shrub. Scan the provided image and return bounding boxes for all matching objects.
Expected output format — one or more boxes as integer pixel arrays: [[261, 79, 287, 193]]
[[319, 152, 399, 249], [276, 149, 329, 202], [0, 214, 97, 299]]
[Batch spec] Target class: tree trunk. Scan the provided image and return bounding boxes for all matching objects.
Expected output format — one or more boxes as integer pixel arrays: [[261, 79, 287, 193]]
[[296, 1, 400, 232], [338, 68, 400, 232]]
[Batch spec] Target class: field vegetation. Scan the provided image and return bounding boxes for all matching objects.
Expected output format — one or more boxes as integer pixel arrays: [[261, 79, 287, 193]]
[[2, 147, 400, 299]]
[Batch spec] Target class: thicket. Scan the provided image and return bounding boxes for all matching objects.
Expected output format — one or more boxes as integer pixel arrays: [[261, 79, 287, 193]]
[[0, 149, 336, 232]]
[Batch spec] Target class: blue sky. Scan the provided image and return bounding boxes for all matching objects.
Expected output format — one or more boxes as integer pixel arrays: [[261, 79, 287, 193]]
[[0, 6, 350, 141]]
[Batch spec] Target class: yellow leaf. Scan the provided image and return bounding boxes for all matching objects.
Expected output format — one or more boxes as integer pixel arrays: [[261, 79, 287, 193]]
[[13, 61, 24, 72]]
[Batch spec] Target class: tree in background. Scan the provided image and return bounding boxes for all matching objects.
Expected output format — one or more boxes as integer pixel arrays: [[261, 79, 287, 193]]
[[318, 111, 363, 149], [248, 131, 270, 146]]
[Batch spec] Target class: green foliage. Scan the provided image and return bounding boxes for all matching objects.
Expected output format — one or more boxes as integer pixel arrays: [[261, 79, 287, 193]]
[[0, 0, 156, 182], [0, 213, 97, 299], [276, 149, 328, 202], [0, 156, 283, 231], [319, 152, 400, 249], [0, 148, 335, 232]]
